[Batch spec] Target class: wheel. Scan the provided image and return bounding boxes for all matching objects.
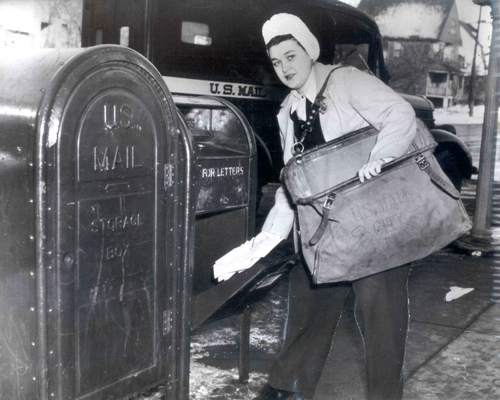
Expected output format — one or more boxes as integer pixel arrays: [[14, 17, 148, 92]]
[[433, 148, 463, 192], [435, 124, 457, 135]]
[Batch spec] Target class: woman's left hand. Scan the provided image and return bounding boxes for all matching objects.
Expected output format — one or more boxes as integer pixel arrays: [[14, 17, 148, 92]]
[[358, 159, 385, 183]]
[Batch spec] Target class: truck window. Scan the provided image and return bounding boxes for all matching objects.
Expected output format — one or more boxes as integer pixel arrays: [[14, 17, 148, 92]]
[[334, 43, 371, 71], [181, 21, 212, 46]]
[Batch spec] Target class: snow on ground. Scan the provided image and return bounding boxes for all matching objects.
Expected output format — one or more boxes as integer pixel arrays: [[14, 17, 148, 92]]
[[190, 361, 268, 400], [434, 104, 496, 125], [187, 320, 278, 400], [187, 279, 288, 399]]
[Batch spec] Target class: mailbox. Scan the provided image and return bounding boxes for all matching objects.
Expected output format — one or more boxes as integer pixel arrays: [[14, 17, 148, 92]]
[[0, 46, 194, 400], [174, 95, 257, 297], [175, 95, 299, 385]]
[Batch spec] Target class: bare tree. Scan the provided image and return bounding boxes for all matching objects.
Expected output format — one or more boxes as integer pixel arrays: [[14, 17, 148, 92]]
[[385, 41, 442, 95]]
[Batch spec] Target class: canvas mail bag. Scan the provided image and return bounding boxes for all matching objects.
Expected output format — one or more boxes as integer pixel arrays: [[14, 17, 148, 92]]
[[283, 71, 472, 284]]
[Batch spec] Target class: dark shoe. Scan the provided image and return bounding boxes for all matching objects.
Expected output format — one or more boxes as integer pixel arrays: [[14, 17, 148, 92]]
[[253, 384, 296, 399]]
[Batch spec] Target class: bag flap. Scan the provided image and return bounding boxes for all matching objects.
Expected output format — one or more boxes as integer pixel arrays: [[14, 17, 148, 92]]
[[289, 142, 438, 204], [283, 126, 378, 203], [283, 119, 440, 205]]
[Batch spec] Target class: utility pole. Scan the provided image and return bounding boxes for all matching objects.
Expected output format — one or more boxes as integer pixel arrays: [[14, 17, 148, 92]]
[[460, 0, 499, 252], [469, 6, 483, 117]]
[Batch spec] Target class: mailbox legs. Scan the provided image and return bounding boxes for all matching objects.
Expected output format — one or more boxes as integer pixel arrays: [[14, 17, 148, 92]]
[[238, 307, 252, 382]]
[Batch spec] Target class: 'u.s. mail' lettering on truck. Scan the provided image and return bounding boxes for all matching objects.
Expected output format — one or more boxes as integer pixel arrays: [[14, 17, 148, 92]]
[[209, 83, 267, 98], [163, 76, 289, 101]]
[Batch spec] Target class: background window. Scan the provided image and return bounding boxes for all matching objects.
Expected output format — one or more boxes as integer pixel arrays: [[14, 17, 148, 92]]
[[181, 21, 212, 46], [392, 42, 402, 58]]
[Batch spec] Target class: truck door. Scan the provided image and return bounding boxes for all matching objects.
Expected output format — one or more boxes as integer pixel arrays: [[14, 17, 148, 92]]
[[82, 0, 152, 56]]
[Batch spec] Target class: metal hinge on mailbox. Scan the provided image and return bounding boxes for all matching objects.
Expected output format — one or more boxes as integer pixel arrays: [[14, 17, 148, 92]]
[[164, 164, 174, 188], [163, 310, 172, 335]]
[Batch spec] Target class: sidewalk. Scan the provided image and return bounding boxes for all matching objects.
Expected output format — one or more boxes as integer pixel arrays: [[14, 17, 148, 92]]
[[186, 181, 500, 400], [314, 243, 498, 400]]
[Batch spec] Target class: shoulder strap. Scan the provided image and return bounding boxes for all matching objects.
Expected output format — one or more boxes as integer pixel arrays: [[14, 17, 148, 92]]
[[318, 65, 346, 95], [293, 65, 347, 155], [312, 65, 346, 120]]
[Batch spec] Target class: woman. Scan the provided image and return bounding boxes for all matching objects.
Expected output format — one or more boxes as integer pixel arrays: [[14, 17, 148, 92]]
[[254, 13, 417, 400]]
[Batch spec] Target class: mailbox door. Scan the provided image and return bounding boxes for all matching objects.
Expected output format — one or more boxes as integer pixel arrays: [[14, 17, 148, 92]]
[[174, 96, 257, 297], [39, 48, 191, 400]]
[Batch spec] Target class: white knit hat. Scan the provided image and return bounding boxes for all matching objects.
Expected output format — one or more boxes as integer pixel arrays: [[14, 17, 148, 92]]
[[262, 13, 320, 61]]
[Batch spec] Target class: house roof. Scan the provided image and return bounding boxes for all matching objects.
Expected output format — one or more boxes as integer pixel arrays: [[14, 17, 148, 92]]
[[460, 20, 478, 37], [358, 0, 456, 41]]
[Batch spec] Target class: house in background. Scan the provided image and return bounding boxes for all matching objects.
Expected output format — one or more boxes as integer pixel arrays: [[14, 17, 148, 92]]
[[358, 0, 466, 108]]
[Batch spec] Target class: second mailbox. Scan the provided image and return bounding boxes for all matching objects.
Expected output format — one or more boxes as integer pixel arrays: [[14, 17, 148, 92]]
[[174, 95, 257, 297]]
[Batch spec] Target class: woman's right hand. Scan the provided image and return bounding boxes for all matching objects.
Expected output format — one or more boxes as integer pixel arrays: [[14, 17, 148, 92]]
[[358, 159, 384, 183]]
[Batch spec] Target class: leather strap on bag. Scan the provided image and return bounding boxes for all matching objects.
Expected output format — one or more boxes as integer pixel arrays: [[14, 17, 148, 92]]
[[309, 194, 336, 245], [413, 152, 461, 200], [299, 66, 345, 246], [300, 66, 344, 246]]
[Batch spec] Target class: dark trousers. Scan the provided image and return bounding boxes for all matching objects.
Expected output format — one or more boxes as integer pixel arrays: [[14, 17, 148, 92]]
[[268, 263, 411, 399]]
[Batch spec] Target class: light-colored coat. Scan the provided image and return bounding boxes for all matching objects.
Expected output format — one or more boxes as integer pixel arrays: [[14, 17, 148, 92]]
[[262, 63, 417, 240]]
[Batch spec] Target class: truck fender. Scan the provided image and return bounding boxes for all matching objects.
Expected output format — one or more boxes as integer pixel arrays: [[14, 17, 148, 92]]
[[430, 128, 473, 167], [430, 128, 475, 190]]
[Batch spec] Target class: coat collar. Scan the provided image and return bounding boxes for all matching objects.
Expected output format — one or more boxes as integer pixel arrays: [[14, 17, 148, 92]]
[[279, 62, 338, 109]]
